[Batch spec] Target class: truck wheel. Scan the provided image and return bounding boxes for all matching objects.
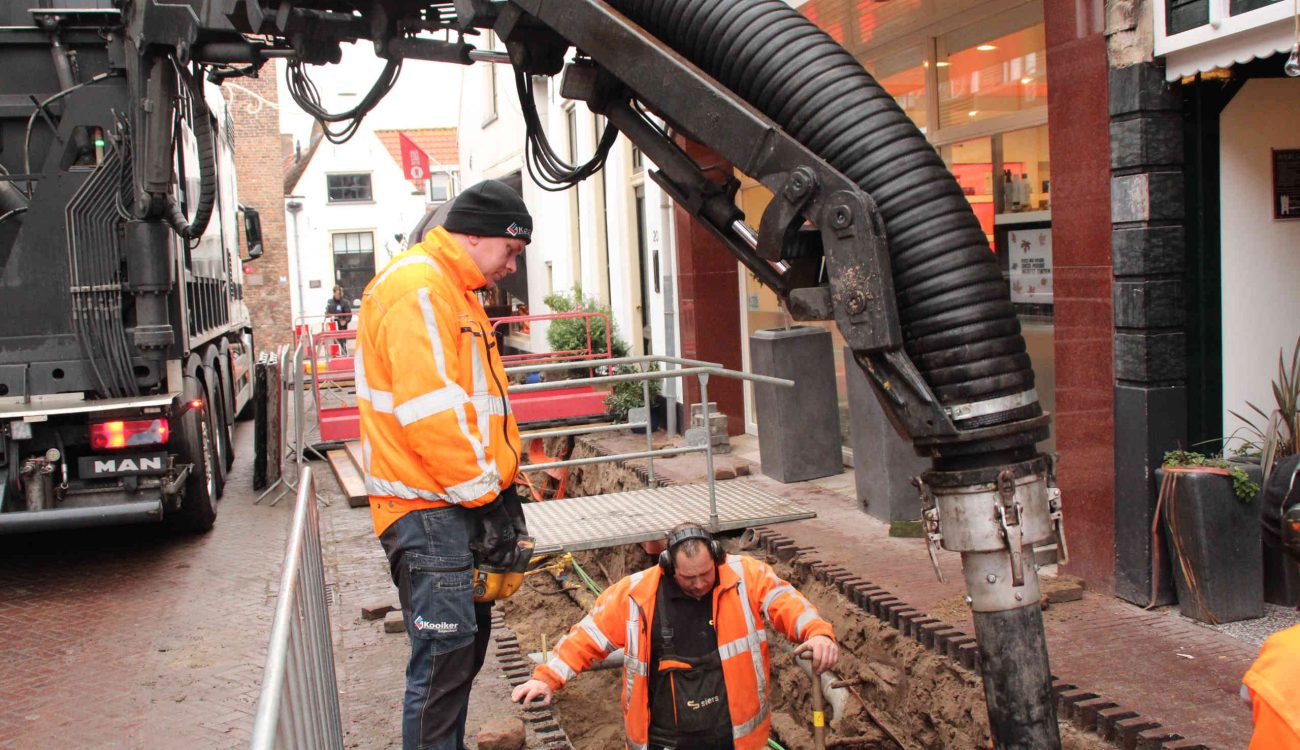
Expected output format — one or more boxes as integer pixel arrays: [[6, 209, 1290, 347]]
[[203, 367, 229, 497], [170, 376, 218, 533]]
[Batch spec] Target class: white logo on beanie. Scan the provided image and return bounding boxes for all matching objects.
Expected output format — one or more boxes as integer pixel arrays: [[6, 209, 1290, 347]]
[[507, 222, 531, 238]]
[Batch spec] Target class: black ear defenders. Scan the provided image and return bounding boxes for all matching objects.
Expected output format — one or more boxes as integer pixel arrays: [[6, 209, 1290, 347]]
[[658, 526, 726, 574]]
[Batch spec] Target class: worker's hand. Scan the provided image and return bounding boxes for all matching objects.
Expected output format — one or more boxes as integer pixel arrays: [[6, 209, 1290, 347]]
[[794, 634, 839, 674], [511, 679, 553, 706]]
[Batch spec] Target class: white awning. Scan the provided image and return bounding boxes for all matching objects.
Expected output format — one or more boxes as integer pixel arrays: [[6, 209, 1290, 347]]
[[1153, 0, 1296, 81]]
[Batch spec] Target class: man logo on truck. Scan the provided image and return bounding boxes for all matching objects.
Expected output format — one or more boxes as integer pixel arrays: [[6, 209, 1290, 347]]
[[93, 456, 163, 474]]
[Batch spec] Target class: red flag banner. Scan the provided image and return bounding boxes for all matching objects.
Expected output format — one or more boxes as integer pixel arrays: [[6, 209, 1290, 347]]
[[399, 132, 430, 181]]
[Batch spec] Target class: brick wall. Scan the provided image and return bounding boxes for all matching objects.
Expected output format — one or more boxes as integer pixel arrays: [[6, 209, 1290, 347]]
[[223, 68, 292, 354]]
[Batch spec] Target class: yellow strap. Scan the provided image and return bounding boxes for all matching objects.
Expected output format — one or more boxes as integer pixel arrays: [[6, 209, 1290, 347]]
[[813, 711, 825, 727]]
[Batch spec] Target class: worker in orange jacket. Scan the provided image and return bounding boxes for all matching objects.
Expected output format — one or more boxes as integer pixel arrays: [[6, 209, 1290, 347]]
[[356, 179, 530, 750], [512, 524, 839, 750], [1243, 623, 1300, 749]]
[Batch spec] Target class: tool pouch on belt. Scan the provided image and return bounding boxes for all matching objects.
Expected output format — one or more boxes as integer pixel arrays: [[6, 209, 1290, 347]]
[[649, 579, 729, 742]]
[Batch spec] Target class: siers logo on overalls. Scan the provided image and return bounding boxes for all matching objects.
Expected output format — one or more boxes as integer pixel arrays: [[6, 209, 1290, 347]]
[[686, 696, 720, 711], [413, 615, 458, 634]]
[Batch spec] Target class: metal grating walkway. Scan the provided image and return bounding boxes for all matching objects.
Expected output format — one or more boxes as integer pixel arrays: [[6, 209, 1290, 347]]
[[523, 480, 815, 554]]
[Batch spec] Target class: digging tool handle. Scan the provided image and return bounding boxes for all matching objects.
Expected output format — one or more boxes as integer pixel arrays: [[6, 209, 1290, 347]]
[[799, 651, 828, 750]]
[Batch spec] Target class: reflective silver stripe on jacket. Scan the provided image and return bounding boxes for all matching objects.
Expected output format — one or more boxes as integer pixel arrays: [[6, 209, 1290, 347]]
[[546, 656, 576, 684], [795, 609, 819, 638], [416, 288, 491, 474], [446, 465, 501, 505], [761, 584, 795, 622], [728, 557, 769, 737], [395, 385, 470, 426], [624, 597, 641, 712], [471, 393, 510, 417], [364, 475, 450, 502], [355, 347, 395, 414], [718, 630, 767, 661], [373, 253, 440, 288], [470, 340, 492, 447], [579, 615, 616, 655]]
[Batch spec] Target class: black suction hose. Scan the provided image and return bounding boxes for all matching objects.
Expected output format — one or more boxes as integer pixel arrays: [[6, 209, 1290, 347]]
[[607, 0, 1041, 446]]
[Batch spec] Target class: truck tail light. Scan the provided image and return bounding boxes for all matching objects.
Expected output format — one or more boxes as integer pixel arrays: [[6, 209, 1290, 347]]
[[90, 418, 170, 450]]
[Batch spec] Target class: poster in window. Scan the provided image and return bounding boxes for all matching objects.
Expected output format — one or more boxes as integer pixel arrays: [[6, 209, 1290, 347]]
[[1008, 228, 1052, 304], [1274, 149, 1300, 220]]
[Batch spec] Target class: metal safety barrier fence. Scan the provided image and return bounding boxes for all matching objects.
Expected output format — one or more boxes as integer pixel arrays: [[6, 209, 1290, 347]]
[[250, 466, 344, 750]]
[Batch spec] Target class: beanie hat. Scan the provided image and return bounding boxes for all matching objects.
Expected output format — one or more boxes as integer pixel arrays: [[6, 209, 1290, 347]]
[[442, 179, 533, 244]]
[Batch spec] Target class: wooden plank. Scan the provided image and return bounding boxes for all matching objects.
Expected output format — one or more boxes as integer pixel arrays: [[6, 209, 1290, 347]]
[[344, 440, 364, 475], [326, 449, 368, 508]]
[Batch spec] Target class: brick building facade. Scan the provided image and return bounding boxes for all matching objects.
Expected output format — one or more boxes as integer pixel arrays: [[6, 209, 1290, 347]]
[[223, 67, 293, 354]]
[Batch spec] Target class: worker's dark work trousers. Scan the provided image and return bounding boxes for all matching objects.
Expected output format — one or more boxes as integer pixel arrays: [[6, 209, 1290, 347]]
[[380, 506, 493, 750]]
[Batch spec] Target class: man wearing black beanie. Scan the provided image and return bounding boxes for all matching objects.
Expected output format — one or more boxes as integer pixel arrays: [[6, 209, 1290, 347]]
[[357, 179, 532, 750]]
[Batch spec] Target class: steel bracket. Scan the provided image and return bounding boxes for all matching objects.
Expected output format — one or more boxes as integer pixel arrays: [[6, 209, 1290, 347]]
[[914, 476, 945, 583]]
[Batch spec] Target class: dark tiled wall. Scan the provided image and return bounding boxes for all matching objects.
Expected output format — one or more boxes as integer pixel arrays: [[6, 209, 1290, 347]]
[[1109, 63, 1187, 606]]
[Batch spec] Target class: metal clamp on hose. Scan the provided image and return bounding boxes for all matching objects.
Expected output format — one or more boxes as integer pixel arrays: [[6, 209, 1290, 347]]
[[927, 464, 1054, 612]]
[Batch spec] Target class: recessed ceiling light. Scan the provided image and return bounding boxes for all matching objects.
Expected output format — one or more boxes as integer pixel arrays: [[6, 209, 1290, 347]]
[[1020, 77, 1032, 84], [977, 44, 997, 51], [968, 110, 978, 117], [935, 61, 950, 67]]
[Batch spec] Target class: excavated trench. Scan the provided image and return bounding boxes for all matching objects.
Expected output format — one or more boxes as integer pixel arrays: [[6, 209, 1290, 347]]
[[503, 448, 1112, 750]]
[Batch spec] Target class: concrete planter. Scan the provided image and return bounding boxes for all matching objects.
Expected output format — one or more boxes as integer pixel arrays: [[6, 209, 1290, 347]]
[[1155, 466, 1263, 623]]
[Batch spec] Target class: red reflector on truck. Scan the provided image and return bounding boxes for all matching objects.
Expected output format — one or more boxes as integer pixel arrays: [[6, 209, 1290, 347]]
[[90, 418, 170, 450]]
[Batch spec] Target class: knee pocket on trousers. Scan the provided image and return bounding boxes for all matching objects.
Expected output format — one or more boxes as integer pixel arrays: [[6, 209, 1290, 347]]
[[404, 551, 476, 653]]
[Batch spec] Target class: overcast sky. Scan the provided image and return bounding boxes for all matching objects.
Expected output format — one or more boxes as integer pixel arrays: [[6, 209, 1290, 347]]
[[277, 42, 466, 145]]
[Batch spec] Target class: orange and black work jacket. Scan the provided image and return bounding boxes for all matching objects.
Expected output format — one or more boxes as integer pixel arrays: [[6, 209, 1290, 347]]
[[531, 555, 835, 750], [356, 227, 521, 536], [1244, 623, 1300, 749]]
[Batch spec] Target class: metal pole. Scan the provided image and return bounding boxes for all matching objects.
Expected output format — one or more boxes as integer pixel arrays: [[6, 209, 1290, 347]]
[[642, 368, 655, 486], [699, 373, 718, 531]]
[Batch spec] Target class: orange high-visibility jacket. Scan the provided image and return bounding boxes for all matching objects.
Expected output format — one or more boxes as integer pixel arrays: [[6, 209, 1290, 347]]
[[1244, 623, 1300, 749], [356, 227, 521, 536], [532, 555, 835, 750]]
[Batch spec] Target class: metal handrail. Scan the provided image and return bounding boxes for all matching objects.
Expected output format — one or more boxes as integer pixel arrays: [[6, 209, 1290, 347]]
[[513, 356, 793, 528], [250, 467, 344, 750]]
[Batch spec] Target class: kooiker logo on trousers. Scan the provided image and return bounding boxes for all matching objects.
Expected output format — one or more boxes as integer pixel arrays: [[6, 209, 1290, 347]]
[[413, 615, 458, 634]]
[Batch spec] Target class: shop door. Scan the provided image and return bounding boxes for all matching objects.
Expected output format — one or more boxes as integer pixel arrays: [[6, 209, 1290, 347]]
[[332, 231, 376, 304]]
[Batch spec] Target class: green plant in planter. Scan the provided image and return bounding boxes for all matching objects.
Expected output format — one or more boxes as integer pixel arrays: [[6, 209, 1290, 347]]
[[1162, 449, 1259, 500], [1228, 334, 1300, 488], [604, 364, 661, 422], [542, 286, 628, 361]]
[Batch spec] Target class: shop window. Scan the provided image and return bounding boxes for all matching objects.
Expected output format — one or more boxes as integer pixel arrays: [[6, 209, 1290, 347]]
[[863, 45, 928, 132], [936, 6, 1047, 130], [938, 137, 997, 245], [326, 173, 372, 203]]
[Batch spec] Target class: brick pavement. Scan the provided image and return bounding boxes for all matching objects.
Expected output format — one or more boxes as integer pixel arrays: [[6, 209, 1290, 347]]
[[0, 423, 293, 750], [588, 431, 1276, 749], [0, 420, 567, 750]]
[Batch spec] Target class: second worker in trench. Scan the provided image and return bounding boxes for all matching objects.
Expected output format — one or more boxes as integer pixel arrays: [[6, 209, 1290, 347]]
[[513, 524, 839, 750]]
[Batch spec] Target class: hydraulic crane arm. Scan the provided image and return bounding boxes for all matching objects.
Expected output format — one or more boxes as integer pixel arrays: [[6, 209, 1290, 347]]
[[103, 1, 1067, 746]]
